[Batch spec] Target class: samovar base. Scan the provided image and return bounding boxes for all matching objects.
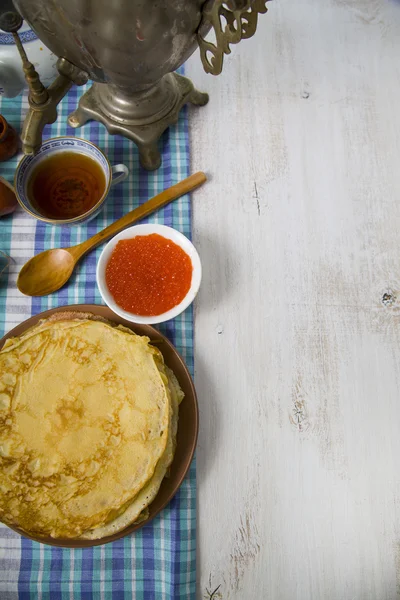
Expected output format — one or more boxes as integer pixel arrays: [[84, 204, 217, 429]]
[[67, 72, 209, 170]]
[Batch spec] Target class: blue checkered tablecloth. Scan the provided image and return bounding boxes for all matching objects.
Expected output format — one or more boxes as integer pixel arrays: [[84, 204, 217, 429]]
[[0, 70, 196, 599]]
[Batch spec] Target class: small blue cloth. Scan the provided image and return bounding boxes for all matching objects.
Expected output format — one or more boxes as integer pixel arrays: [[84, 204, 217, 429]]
[[0, 69, 196, 599]]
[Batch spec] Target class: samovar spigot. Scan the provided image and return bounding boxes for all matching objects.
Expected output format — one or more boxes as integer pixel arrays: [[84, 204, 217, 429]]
[[0, 8, 49, 106], [0, 6, 88, 155]]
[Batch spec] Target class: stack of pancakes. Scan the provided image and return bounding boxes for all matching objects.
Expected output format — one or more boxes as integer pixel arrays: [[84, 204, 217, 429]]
[[0, 314, 183, 540]]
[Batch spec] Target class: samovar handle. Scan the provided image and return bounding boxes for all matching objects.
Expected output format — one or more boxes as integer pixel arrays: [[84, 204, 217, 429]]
[[197, 0, 270, 76]]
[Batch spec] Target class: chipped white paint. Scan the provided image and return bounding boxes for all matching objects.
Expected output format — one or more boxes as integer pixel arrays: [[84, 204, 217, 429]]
[[186, 0, 400, 597]]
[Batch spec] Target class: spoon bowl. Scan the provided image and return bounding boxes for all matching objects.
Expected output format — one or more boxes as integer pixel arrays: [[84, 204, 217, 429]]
[[17, 249, 76, 296]]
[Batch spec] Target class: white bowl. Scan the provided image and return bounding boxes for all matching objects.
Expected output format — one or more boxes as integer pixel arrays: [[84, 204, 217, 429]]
[[96, 224, 202, 325]]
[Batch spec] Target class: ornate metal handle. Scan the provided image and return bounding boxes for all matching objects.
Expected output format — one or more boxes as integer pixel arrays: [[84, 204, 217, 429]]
[[198, 0, 270, 76]]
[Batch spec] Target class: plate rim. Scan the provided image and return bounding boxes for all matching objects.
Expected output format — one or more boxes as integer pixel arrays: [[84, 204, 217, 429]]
[[0, 304, 198, 547]]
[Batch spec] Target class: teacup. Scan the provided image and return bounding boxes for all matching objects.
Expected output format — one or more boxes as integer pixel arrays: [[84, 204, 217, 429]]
[[14, 137, 128, 225]]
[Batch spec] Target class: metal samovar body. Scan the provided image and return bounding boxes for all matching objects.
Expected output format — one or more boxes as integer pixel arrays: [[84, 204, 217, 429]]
[[5, 0, 269, 169]]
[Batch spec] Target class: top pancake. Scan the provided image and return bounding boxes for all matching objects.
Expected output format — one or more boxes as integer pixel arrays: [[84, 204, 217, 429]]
[[0, 318, 171, 538]]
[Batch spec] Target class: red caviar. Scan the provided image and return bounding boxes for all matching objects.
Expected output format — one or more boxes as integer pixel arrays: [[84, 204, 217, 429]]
[[105, 233, 193, 316]]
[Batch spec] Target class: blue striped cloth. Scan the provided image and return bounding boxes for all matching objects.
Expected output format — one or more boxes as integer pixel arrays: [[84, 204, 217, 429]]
[[0, 70, 196, 599]]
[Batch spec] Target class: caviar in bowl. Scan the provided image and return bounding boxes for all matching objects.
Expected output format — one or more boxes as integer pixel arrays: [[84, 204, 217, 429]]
[[96, 224, 202, 325]]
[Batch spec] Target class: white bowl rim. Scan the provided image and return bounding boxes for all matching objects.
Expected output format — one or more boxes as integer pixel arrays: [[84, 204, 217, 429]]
[[96, 224, 202, 325]]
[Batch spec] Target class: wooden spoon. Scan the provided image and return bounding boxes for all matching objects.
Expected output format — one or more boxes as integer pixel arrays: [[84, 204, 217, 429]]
[[17, 171, 206, 297]]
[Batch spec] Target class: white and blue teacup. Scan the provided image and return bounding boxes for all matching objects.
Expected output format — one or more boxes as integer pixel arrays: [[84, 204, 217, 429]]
[[14, 137, 128, 225]]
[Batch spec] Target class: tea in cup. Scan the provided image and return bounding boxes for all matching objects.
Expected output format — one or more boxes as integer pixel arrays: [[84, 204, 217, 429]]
[[14, 137, 128, 225]]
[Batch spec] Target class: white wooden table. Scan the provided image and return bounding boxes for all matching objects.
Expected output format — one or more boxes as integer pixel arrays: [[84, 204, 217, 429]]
[[186, 0, 400, 597]]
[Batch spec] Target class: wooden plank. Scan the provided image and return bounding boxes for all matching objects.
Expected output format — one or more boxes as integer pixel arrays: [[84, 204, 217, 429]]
[[186, 0, 400, 597]]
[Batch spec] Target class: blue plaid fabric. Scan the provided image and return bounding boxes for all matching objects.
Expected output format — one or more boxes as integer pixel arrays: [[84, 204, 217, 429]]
[[0, 69, 196, 599]]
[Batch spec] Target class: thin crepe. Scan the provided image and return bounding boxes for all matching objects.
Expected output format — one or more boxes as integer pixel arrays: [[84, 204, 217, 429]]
[[0, 318, 182, 539]]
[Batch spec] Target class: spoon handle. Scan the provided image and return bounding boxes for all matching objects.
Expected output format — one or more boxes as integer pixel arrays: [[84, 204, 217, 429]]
[[71, 171, 207, 259]]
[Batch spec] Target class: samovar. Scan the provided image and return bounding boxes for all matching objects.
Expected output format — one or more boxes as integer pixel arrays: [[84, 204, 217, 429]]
[[0, 0, 269, 170]]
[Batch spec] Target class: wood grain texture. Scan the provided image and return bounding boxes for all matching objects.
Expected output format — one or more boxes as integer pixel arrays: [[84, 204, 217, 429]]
[[186, 0, 400, 597]]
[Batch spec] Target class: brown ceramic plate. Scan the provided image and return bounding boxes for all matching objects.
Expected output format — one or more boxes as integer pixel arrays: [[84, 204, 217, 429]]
[[0, 304, 198, 547]]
